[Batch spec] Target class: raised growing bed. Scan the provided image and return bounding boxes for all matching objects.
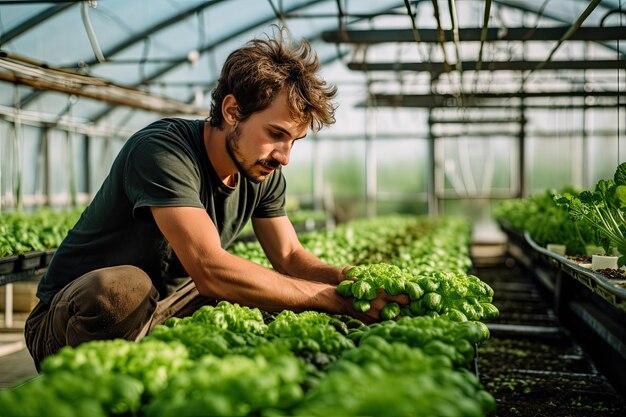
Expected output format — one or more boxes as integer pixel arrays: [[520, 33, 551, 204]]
[[476, 261, 626, 416], [0, 255, 18, 275], [498, 220, 626, 396]]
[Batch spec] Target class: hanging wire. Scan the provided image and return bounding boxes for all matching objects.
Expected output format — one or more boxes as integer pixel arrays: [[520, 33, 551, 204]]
[[618, 0, 623, 163], [335, 0, 346, 34], [395, 44, 404, 97], [197, 9, 205, 52], [139, 37, 151, 81], [333, 0, 347, 64], [267, 0, 287, 26], [446, 0, 462, 74], [428, 0, 451, 73], [364, 68, 377, 217], [12, 85, 22, 211], [80, 1, 105, 63], [403, 0, 429, 63], [447, 0, 466, 105], [522, 0, 552, 41], [523, 0, 602, 85], [472, 0, 491, 95], [598, 3, 626, 164], [66, 95, 78, 208]]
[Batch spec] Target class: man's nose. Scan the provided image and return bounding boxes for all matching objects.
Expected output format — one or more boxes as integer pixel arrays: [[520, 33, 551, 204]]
[[272, 143, 291, 166]]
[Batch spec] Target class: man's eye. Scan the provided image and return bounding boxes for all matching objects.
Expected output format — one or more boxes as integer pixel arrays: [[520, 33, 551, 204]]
[[270, 131, 282, 139]]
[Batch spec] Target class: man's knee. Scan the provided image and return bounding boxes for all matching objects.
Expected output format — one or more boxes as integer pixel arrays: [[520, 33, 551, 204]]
[[81, 265, 157, 323], [63, 265, 158, 346], [25, 266, 159, 368]]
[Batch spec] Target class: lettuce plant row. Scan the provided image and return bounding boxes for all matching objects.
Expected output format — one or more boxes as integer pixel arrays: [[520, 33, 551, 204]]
[[0, 215, 498, 417], [494, 162, 626, 265], [1, 302, 495, 417], [0, 209, 327, 258], [0, 208, 83, 257]]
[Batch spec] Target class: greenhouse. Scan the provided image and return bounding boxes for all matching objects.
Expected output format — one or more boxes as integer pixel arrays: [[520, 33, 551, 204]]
[[0, 0, 625, 416]]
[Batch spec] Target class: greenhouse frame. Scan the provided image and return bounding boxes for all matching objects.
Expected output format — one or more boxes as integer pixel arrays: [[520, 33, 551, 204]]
[[0, 1, 625, 416]]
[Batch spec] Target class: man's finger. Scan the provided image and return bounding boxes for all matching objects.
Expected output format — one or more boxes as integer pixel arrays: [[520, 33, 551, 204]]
[[387, 293, 410, 306]]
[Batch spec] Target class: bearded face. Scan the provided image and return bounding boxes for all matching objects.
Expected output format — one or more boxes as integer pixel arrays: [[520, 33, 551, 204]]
[[225, 123, 281, 184]]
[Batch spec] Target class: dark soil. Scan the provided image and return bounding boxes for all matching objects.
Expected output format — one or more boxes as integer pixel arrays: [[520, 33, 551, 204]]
[[480, 369, 626, 417], [478, 337, 593, 374], [566, 254, 592, 263], [596, 268, 626, 280], [474, 261, 626, 417]]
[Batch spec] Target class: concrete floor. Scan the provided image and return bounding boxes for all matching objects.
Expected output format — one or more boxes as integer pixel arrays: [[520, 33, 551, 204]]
[[0, 313, 38, 388]]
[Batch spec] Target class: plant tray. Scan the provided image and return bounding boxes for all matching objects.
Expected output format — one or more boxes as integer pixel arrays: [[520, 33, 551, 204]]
[[0, 255, 19, 275], [40, 249, 56, 268], [17, 251, 44, 271], [525, 231, 626, 311]]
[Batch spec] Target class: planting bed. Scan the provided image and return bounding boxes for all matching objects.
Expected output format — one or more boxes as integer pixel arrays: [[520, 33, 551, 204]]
[[475, 261, 626, 417]]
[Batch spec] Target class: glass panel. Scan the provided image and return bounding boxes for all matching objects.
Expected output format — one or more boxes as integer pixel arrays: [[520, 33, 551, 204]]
[[375, 138, 428, 214], [439, 137, 518, 197], [283, 138, 313, 206], [440, 199, 507, 243], [320, 139, 366, 220]]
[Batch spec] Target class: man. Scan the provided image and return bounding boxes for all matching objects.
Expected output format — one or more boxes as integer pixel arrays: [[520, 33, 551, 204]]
[[25, 30, 407, 368]]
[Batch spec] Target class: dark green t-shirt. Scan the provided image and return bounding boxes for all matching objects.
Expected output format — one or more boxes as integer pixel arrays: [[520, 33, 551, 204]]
[[37, 118, 286, 305]]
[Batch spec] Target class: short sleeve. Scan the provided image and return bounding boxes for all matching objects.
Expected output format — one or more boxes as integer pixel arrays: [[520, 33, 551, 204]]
[[124, 138, 204, 220], [252, 169, 287, 218]]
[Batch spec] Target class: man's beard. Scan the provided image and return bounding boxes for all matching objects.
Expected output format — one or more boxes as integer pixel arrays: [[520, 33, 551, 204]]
[[225, 124, 280, 184]]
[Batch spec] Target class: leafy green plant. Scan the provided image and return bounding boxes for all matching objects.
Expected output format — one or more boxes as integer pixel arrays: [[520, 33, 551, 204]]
[[554, 163, 626, 266], [1, 216, 499, 416], [494, 189, 597, 255], [0, 208, 83, 256], [338, 264, 498, 322]]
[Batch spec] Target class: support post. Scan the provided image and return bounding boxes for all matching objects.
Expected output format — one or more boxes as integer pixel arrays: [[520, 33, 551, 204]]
[[427, 109, 438, 215], [4, 283, 13, 328], [83, 134, 91, 197]]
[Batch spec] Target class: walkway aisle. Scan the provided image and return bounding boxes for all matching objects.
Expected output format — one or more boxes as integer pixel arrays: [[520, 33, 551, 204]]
[[472, 249, 626, 417], [0, 313, 38, 388]]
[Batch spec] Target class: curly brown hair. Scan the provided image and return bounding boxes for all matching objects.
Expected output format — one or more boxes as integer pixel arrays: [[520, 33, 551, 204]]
[[208, 27, 337, 132]]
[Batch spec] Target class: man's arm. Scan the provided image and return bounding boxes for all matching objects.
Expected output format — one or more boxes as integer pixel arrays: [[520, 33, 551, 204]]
[[151, 206, 406, 323], [151, 206, 346, 314], [252, 216, 349, 285]]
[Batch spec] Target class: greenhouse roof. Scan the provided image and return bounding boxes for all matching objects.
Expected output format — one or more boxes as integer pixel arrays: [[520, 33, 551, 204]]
[[0, 0, 623, 137]]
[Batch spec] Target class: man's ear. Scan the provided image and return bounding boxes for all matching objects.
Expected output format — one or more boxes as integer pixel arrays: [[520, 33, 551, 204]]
[[222, 94, 239, 127]]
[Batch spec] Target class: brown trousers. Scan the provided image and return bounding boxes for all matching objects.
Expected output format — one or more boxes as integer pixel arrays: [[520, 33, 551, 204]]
[[24, 265, 213, 370]]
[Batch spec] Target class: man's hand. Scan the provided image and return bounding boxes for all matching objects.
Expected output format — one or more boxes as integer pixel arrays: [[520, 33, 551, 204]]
[[337, 287, 409, 324], [339, 265, 354, 281], [151, 206, 357, 315]]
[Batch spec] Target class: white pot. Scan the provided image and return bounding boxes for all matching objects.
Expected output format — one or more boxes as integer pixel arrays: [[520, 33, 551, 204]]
[[591, 254, 619, 270], [546, 244, 566, 256]]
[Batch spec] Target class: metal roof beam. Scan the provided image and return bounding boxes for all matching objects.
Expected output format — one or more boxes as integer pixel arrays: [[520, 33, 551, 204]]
[[75, 0, 227, 69], [348, 59, 626, 73], [18, 0, 227, 108], [430, 117, 524, 124], [89, 0, 327, 123], [0, 52, 207, 115], [377, 103, 620, 109], [492, 0, 623, 55], [378, 91, 624, 100], [361, 92, 624, 108], [322, 26, 626, 43]]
